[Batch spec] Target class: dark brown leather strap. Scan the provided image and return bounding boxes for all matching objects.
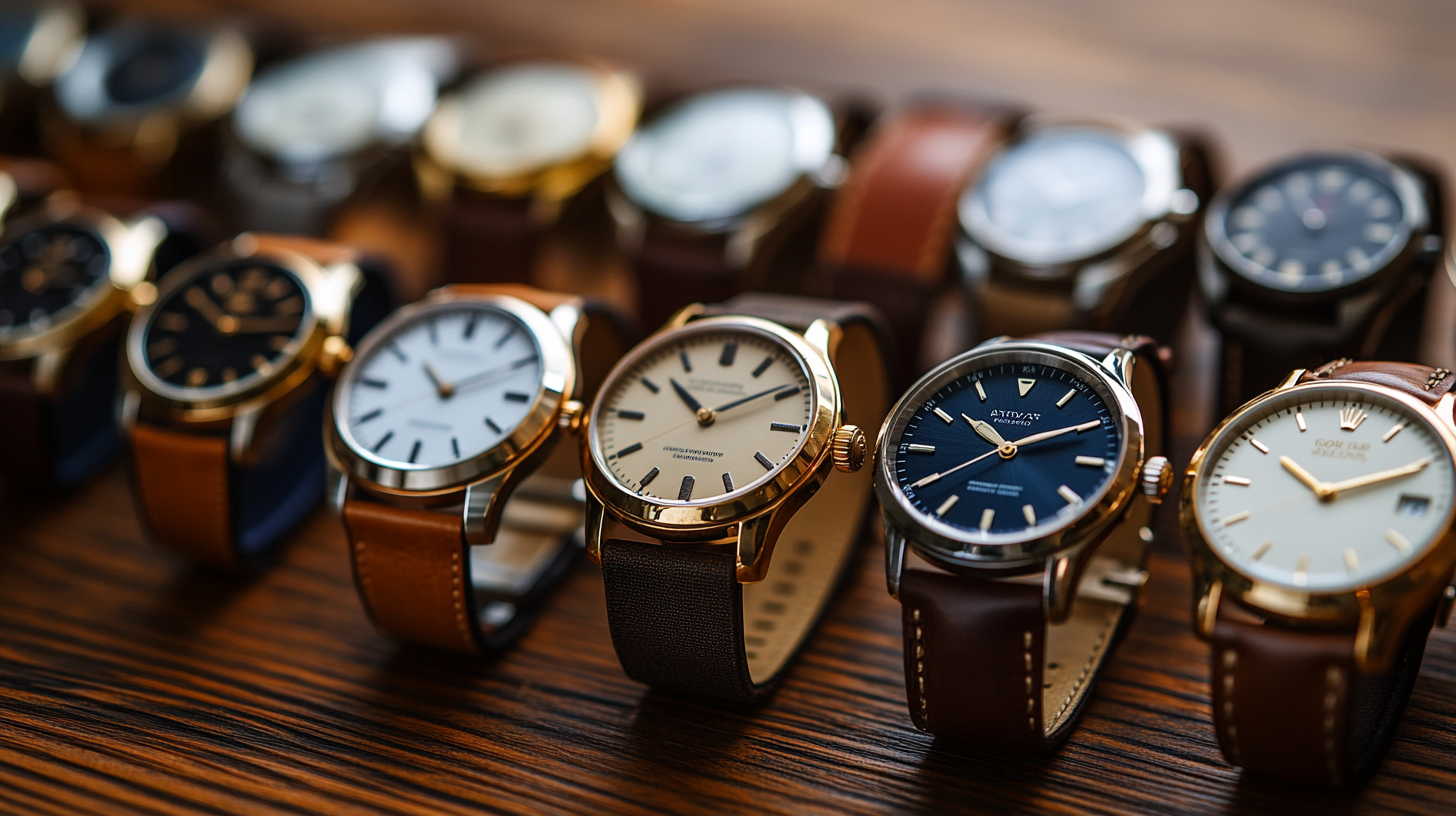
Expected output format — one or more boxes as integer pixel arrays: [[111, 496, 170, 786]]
[[899, 331, 1169, 749], [818, 102, 1015, 383], [440, 191, 540, 284], [344, 284, 631, 653], [601, 294, 892, 702], [1298, 359, 1456, 406], [0, 156, 68, 218], [633, 232, 737, 331], [131, 425, 235, 569]]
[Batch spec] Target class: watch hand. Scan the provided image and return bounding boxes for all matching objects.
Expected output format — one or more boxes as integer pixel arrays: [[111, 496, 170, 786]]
[[185, 286, 231, 333], [713, 384, 790, 414], [1010, 420, 1101, 448], [1279, 455, 1333, 500], [228, 315, 304, 334], [669, 378, 704, 414], [909, 420, 1101, 489], [911, 447, 1002, 488], [423, 362, 455, 398], [1324, 457, 1433, 496], [452, 355, 538, 391], [965, 415, 1007, 447]]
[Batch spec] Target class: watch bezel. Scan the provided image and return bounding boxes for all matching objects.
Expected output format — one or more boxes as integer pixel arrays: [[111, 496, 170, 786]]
[[583, 315, 839, 537], [1203, 150, 1429, 301], [326, 291, 574, 496], [875, 340, 1146, 573]]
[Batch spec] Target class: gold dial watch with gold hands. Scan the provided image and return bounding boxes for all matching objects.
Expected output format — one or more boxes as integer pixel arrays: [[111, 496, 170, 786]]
[[123, 234, 394, 571], [1183, 358, 1456, 786], [583, 293, 892, 702]]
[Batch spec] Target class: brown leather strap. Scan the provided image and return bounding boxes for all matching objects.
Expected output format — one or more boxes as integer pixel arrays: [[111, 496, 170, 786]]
[[819, 102, 1015, 382], [0, 156, 68, 218], [1298, 359, 1456, 406], [344, 284, 632, 653], [899, 331, 1168, 749], [633, 232, 737, 331], [130, 424, 235, 569], [601, 294, 893, 702], [0, 363, 49, 492], [440, 191, 539, 284]]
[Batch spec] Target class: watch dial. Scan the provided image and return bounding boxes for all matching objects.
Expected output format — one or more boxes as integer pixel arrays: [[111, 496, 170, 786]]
[[234, 63, 380, 161], [614, 87, 834, 224], [1196, 387, 1454, 593], [0, 9, 37, 73], [886, 354, 1123, 546], [448, 63, 603, 177], [103, 29, 206, 106], [592, 326, 813, 504], [0, 223, 111, 342], [341, 304, 544, 468], [962, 128, 1149, 265], [143, 261, 309, 393], [1215, 155, 1414, 292]]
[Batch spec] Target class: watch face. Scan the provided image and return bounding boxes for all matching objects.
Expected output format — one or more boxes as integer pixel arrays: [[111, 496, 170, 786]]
[[445, 63, 603, 178], [1211, 154, 1417, 293], [1194, 385, 1455, 593], [614, 87, 834, 224], [591, 324, 814, 505], [881, 347, 1125, 552], [338, 303, 544, 469], [0, 222, 111, 343], [234, 62, 381, 162], [102, 29, 206, 107], [962, 127, 1150, 266], [141, 260, 310, 394]]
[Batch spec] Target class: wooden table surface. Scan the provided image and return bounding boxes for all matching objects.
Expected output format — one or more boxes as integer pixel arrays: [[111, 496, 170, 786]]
[[9, 1, 1456, 813]]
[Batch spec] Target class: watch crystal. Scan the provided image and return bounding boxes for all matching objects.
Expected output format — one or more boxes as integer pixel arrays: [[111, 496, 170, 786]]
[[0, 223, 110, 342]]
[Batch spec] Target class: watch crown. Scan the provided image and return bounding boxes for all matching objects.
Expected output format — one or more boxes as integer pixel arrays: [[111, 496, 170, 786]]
[[559, 399, 585, 432], [1141, 455, 1173, 504], [319, 335, 353, 378], [831, 425, 868, 473]]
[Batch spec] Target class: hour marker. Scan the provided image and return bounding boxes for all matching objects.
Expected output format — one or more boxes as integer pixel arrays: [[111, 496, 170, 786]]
[[908, 444, 936, 455], [221, 368, 237, 383], [451, 437, 460, 458], [147, 337, 177, 358], [1250, 438, 1270, 454], [1057, 485, 1081, 505], [1343, 548, 1360, 575], [1018, 378, 1036, 397], [251, 355, 273, 376], [751, 356, 773, 377], [1057, 389, 1076, 409], [1296, 409, 1306, 432], [1365, 223, 1394, 244], [1294, 554, 1310, 586], [979, 508, 994, 531], [275, 296, 304, 315], [679, 348, 692, 372], [641, 377, 660, 394], [1252, 541, 1272, 561], [719, 342, 737, 367], [387, 344, 407, 362], [1277, 259, 1305, 283], [485, 417, 502, 434], [358, 408, 383, 424], [1223, 511, 1251, 527], [616, 410, 645, 421], [722, 472, 734, 492], [640, 467, 660, 489], [1075, 456, 1105, 468], [1346, 247, 1371, 272], [186, 368, 208, 387], [770, 422, 800, 433], [263, 277, 290, 300], [774, 386, 802, 401], [933, 407, 954, 424], [1385, 529, 1412, 555], [427, 319, 438, 345], [463, 312, 478, 339], [269, 335, 290, 351], [362, 378, 387, 389], [677, 475, 695, 501], [1383, 423, 1405, 443], [154, 356, 183, 377], [754, 451, 774, 470], [371, 431, 394, 453], [1022, 504, 1037, 525], [408, 440, 422, 464], [504, 392, 529, 402], [935, 495, 960, 517], [1223, 475, 1251, 486], [974, 380, 987, 401], [615, 442, 643, 458], [156, 312, 188, 332], [1339, 406, 1368, 431], [494, 326, 517, 349]]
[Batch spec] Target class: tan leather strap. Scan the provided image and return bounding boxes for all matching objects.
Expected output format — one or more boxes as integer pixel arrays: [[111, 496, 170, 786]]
[[600, 294, 893, 702], [900, 331, 1168, 749], [440, 191, 540, 285], [344, 284, 632, 653], [819, 102, 1015, 381], [130, 424, 235, 569], [1299, 359, 1456, 406]]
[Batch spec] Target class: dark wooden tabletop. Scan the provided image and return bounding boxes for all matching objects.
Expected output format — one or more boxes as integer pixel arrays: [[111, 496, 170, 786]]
[[8, 0, 1456, 813]]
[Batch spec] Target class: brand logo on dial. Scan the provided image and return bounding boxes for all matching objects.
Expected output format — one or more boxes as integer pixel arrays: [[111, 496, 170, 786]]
[[1339, 407, 1369, 431], [1313, 438, 1369, 462], [989, 409, 1041, 427], [687, 377, 745, 397]]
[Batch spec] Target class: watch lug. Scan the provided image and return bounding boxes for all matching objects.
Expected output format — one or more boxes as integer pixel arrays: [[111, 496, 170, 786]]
[[32, 348, 69, 399], [660, 303, 705, 332], [1044, 543, 1089, 624], [585, 494, 605, 566], [1100, 347, 1135, 389], [549, 302, 583, 348], [326, 463, 350, 516], [463, 470, 509, 546], [802, 318, 836, 361], [1195, 578, 1223, 640], [885, 519, 906, 600], [229, 404, 263, 463], [1275, 369, 1307, 391], [972, 335, 1012, 350], [736, 511, 781, 584], [119, 387, 141, 433], [1355, 600, 1404, 674]]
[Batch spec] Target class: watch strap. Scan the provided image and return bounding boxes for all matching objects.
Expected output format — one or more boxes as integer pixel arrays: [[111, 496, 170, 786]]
[[633, 232, 738, 331], [440, 191, 540, 285], [818, 102, 1015, 382], [898, 331, 1168, 749], [600, 294, 893, 702], [342, 284, 632, 654], [1299, 358, 1456, 406]]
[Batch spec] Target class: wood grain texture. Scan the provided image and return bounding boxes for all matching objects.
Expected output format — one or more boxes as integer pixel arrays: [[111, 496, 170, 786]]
[[5, 0, 1456, 813]]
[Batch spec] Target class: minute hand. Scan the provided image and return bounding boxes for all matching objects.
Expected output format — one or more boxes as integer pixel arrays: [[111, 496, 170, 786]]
[[1012, 420, 1101, 447], [713, 384, 789, 414], [1324, 457, 1433, 496]]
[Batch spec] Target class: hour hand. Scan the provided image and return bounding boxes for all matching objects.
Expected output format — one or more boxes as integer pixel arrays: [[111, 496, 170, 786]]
[[669, 378, 703, 414], [1279, 455, 1332, 500], [964, 414, 1007, 447], [424, 362, 456, 398]]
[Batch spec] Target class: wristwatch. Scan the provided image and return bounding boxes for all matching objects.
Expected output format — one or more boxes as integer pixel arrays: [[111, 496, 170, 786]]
[[609, 87, 849, 329], [123, 234, 393, 571], [225, 37, 461, 236], [877, 331, 1172, 749], [1198, 150, 1445, 416], [583, 293, 892, 702], [0, 0, 84, 152], [46, 18, 253, 196], [326, 284, 632, 653], [818, 100, 1018, 382], [957, 117, 1215, 343], [1183, 359, 1456, 786], [417, 60, 641, 283], [0, 192, 205, 493]]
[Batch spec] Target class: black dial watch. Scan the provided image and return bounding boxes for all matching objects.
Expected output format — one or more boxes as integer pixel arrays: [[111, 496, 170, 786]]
[[1200, 150, 1446, 415]]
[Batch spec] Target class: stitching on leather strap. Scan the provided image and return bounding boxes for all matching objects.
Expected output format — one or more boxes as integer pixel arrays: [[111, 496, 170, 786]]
[[1052, 609, 1119, 726], [1023, 630, 1036, 732], [1312, 358, 1353, 379], [1221, 647, 1242, 765], [911, 608, 928, 728], [1425, 368, 1451, 391], [450, 549, 473, 650], [1324, 665, 1344, 785]]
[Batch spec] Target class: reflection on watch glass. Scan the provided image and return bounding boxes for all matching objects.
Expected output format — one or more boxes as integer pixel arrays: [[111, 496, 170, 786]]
[[450, 63, 602, 178], [0, 223, 110, 341]]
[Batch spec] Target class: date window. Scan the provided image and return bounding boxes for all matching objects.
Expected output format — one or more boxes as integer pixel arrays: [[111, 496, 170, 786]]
[[1397, 494, 1431, 517]]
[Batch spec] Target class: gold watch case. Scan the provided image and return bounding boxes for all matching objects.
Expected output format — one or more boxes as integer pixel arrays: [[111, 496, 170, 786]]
[[581, 310, 845, 583], [1181, 372, 1456, 673]]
